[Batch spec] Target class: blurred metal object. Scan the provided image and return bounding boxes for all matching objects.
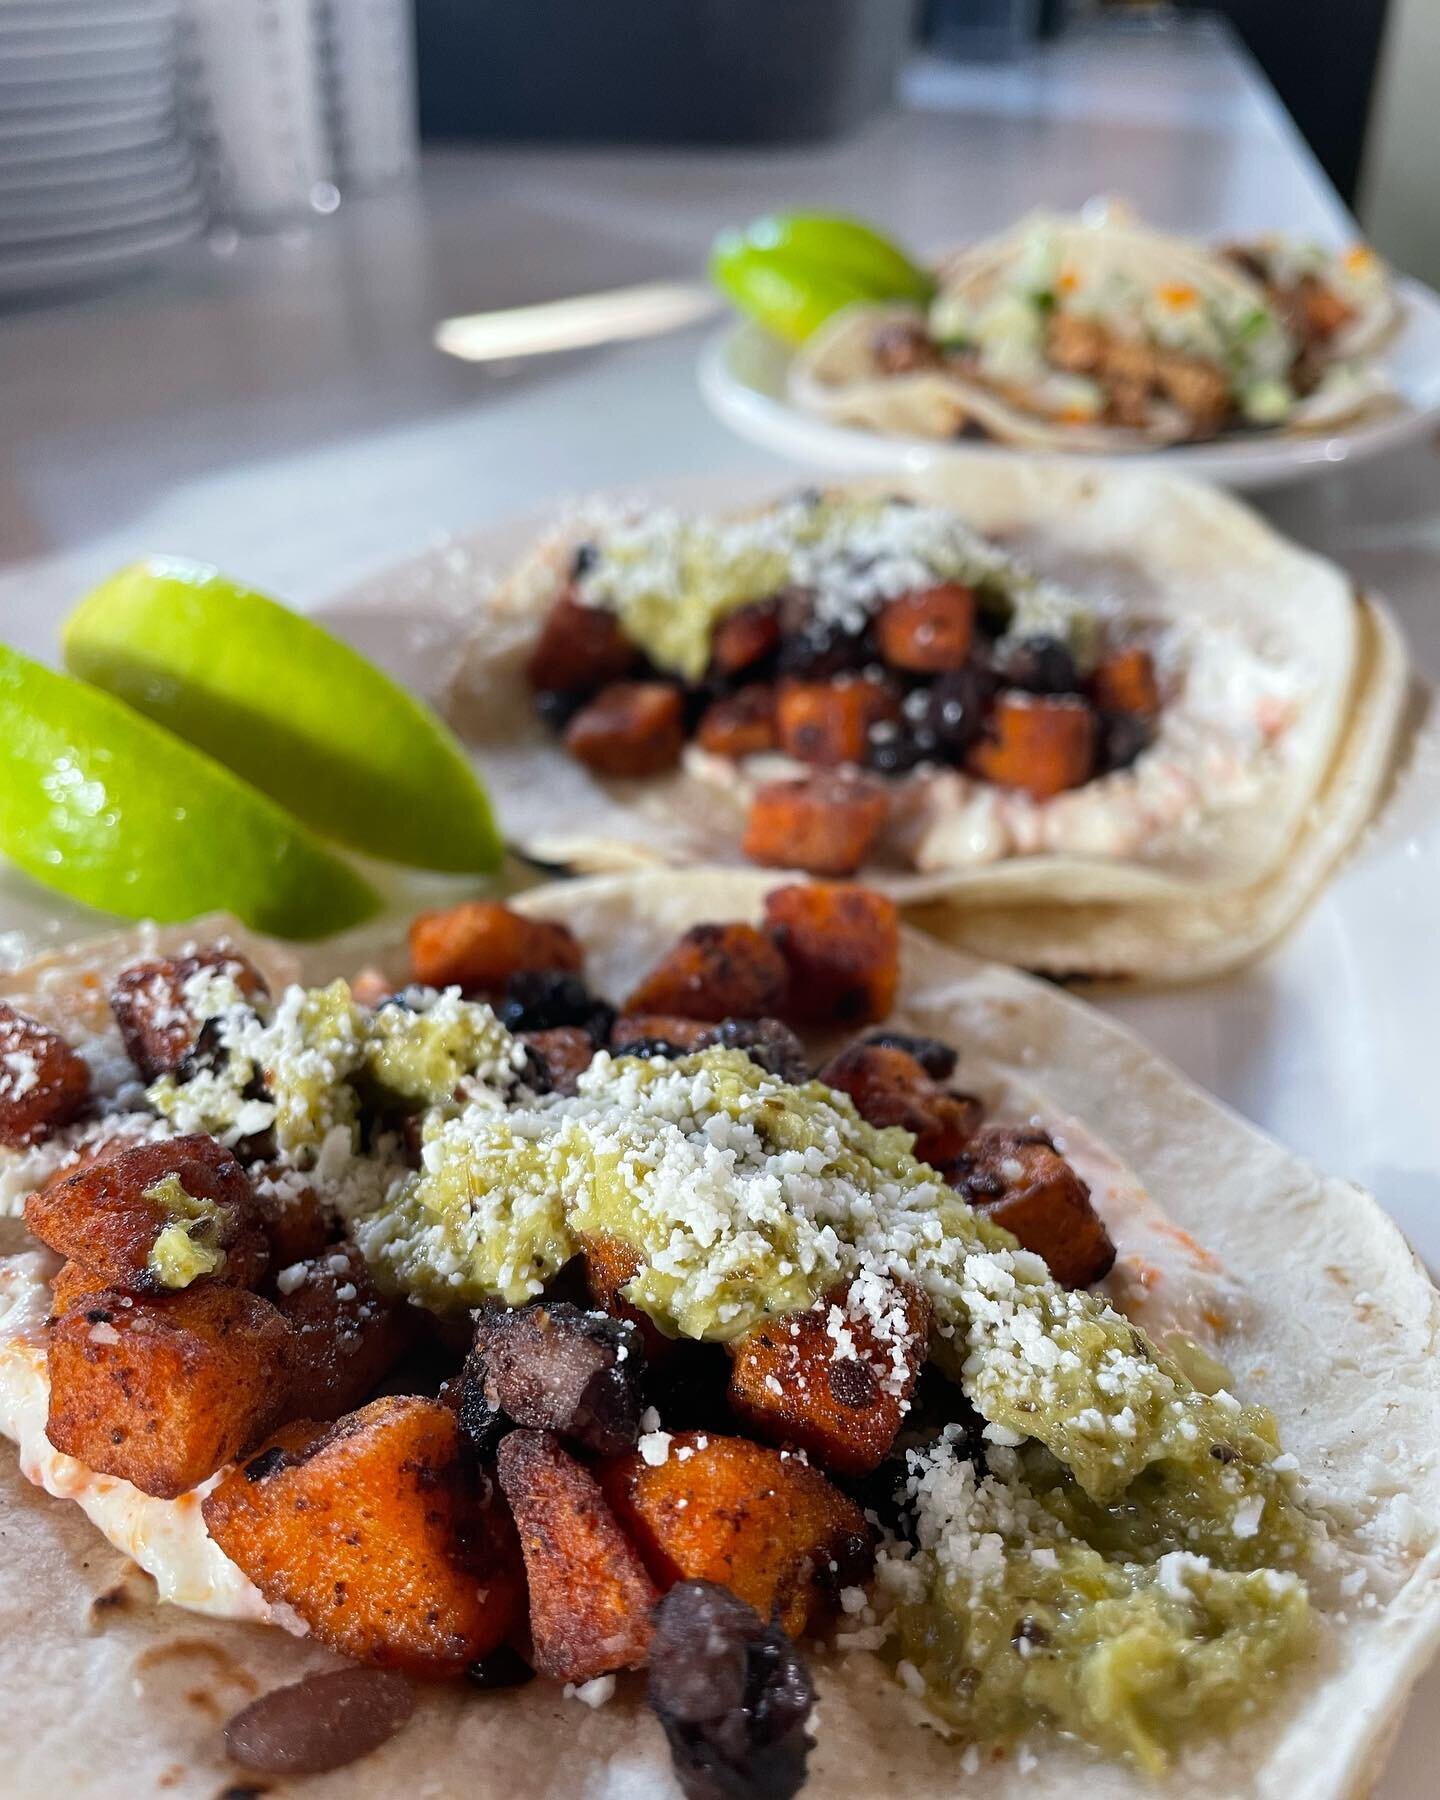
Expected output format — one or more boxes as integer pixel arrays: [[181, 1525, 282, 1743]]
[[0, 0, 202, 300], [323, 0, 420, 193], [435, 282, 720, 364], [181, 0, 334, 228]]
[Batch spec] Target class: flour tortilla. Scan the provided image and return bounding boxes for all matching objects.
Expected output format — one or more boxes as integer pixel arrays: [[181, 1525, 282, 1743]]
[[444, 461, 1406, 981], [791, 214, 1399, 452], [1, 875, 1438, 1797]]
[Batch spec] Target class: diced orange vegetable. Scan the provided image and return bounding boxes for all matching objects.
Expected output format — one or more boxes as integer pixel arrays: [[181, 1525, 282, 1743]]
[[710, 600, 781, 676], [696, 685, 777, 759], [875, 584, 976, 673], [525, 592, 636, 695], [600, 1430, 871, 1638], [408, 900, 582, 992], [966, 691, 1098, 798], [957, 1126, 1116, 1288], [743, 774, 888, 876], [204, 1397, 522, 1676], [818, 1042, 980, 1170], [564, 682, 685, 778], [251, 1173, 337, 1265], [519, 1026, 595, 1096], [623, 923, 789, 1023], [47, 1260, 107, 1317], [727, 1279, 930, 1476], [609, 1014, 712, 1055], [26, 1134, 269, 1295], [497, 1428, 658, 1682], [110, 948, 268, 1082], [764, 883, 899, 1027], [271, 1242, 412, 1422], [1295, 275, 1353, 341], [0, 1003, 90, 1149], [47, 1284, 294, 1498], [579, 1230, 674, 1366], [775, 676, 895, 767], [1091, 646, 1159, 718]]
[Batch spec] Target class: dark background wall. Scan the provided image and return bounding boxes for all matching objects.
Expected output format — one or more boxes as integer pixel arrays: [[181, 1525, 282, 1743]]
[[1184, 0, 1391, 203]]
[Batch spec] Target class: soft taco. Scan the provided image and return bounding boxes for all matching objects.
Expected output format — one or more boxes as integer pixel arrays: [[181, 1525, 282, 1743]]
[[0, 872, 1436, 1797], [442, 462, 1408, 981], [789, 211, 1400, 451]]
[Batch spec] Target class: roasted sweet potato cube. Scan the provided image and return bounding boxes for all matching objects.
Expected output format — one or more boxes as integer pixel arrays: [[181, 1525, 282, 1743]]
[[271, 1243, 412, 1421], [727, 1279, 930, 1477], [743, 775, 888, 877], [609, 1014, 712, 1056], [600, 1431, 871, 1638], [26, 1134, 269, 1295], [579, 1231, 674, 1364], [775, 677, 896, 767], [47, 1284, 294, 1498], [564, 682, 685, 778], [1294, 274, 1353, 342], [110, 948, 268, 1082], [818, 1042, 980, 1170], [1090, 646, 1160, 719], [623, 923, 789, 1024], [696, 685, 777, 760], [0, 1003, 90, 1149], [710, 600, 782, 677], [525, 591, 637, 696], [204, 1397, 522, 1675], [520, 1026, 596, 1096], [251, 1171, 337, 1265], [764, 884, 899, 1027], [48, 1260, 108, 1318], [875, 584, 976, 673], [966, 691, 1098, 799], [497, 1428, 657, 1682], [957, 1126, 1116, 1288], [408, 901, 582, 992]]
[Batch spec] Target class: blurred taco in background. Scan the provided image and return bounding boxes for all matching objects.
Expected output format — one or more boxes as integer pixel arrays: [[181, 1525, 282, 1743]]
[[788, 210, 1398, 449]]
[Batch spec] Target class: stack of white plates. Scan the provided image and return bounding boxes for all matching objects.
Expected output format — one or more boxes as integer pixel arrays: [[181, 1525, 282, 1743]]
[[0, 0, 203, 300]]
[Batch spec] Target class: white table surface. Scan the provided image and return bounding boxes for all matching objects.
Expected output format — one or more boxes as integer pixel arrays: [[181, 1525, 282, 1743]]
[[0, 19, 1437, 1783]]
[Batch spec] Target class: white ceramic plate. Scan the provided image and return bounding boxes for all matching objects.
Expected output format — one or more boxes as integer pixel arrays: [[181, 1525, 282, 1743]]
[[0, 203, 198, 295], [699, 278, 1440, 493]]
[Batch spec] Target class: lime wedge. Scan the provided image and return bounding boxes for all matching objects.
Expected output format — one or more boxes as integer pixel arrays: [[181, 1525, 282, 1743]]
[[0, 645, 379, 938], [64, 559, 502, 875], [736, 213, 934, 306], [710, 242, 872, 346]]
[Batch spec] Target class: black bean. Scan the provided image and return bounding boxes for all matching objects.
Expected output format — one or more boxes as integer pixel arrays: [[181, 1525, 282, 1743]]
[[648, 1582, 816, 1800], [455, 1337, 509, 1465], [995, 634, 1080, 696], [497, 970, 615, 1045], [860, 1029, 958, 1081], [921, 664, 999, 759], [571, 542, 599, 579], [776, 587, 873, 679], [534, 688, 588, 733], [1096, 709, 1155, 773], [697, 1018, 810, 1086], [475, 1302, 646, 1457], [224, 1668, 415, 1775], [465, 1644, 536, 1690]]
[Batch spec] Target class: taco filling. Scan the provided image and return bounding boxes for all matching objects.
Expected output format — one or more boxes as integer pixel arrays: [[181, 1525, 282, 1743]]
[[0, 885, 1343, 1789], [794, 214, 1396, 449], [522, 490, 1307, 877]]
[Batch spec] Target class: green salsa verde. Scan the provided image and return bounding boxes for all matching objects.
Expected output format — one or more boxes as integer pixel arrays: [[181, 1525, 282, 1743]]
[[153, 969, 1315, 1770]]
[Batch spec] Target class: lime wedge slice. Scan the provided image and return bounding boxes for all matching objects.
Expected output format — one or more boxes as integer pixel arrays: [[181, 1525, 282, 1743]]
[[64, 559, 502, 875], [710, 242, 872, 346], [0, 644, 379, 938], [735, 213, 934, 306]]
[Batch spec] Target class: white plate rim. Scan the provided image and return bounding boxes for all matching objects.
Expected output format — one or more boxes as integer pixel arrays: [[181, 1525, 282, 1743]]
[[698, 278, 1440, 493]]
